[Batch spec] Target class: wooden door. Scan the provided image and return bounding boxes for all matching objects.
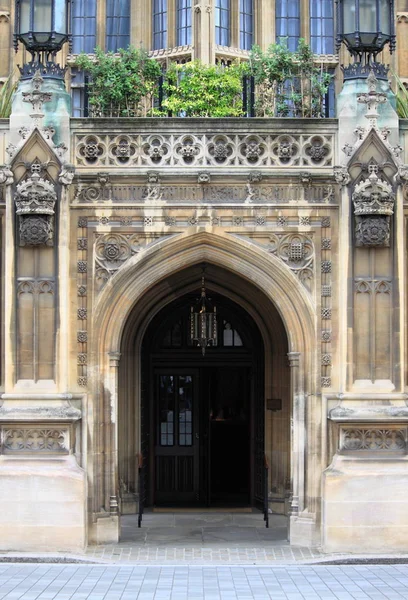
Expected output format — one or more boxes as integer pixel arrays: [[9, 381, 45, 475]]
[[154, 372, 200, 505]]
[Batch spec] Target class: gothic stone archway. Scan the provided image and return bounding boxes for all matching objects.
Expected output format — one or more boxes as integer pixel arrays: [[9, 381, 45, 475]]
[[89, 230, 318, 546]]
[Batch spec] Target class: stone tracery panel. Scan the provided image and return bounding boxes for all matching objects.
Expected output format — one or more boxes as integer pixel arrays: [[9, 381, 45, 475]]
[[74, 131, 335, 169]]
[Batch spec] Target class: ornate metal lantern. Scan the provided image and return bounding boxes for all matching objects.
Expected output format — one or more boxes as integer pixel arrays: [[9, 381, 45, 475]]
[[336, 0, 395, 63], [190, 276, 217, 356], [14, 0, 71, 73]]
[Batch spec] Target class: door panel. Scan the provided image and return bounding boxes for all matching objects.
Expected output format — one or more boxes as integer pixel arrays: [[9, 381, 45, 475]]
[[154, 372, 199, 504]]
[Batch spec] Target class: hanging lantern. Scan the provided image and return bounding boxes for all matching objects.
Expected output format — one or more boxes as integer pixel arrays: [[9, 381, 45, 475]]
[[190, 276, 217, 356], [336, 0, 395, 63]]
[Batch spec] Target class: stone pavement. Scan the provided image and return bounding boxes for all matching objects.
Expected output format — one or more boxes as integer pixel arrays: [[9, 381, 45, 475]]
[[2, 564, 408, 599]]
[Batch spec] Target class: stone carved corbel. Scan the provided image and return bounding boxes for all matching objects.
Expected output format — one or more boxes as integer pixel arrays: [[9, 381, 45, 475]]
[[14, 172, 57, 246], [59, 163, 75, 186], [334, 165, 351, 186], [0, 165, 14, 186], [352, 171, 395, 247]]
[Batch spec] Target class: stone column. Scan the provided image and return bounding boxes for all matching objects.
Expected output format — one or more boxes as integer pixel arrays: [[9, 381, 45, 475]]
[[287, 351, 303, 515]]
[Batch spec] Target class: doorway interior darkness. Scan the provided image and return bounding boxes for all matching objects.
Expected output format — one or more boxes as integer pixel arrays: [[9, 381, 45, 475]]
[[141, 291, 265, 508]]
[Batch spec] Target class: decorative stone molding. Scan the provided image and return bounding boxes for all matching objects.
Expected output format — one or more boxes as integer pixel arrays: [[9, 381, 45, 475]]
[[340, 427, 406, 451], [397, 12, 408, 23], [0, 405, 81, 421], [322, 285, 331, 296], [330, 405, 408, 421], [352, 171, 395, 247], [1, 427, 70, 454]]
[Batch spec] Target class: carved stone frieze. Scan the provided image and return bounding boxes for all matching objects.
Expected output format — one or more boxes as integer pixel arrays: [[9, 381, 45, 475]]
[[1, 427, 69, 454], [74, 130, 335, 169], [340, 428, 406, 451], [355, 217, 391, 247]]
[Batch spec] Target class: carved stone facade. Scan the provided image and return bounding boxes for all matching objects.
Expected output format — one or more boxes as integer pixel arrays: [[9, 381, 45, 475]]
[[1, 58, 408, 556]]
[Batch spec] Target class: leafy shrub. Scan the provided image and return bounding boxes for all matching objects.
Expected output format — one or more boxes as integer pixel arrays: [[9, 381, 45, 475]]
[[75, 47, 161, 117], [162, 60, 245, 117], [0, 74, 16, 119], [249, 39, 332, 118]]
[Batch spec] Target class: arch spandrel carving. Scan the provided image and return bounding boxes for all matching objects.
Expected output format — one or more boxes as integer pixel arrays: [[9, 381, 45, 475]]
[[91, 228, 317, 360]]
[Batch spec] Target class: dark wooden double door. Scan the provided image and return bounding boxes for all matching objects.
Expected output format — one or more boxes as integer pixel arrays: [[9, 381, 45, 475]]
[[153, 367, 251, 507]]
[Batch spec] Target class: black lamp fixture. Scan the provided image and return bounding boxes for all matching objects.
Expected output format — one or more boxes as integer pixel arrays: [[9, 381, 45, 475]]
[[336, 0, 395, 66], [190, 274, 218, 356], [14, 0, 71, 78]]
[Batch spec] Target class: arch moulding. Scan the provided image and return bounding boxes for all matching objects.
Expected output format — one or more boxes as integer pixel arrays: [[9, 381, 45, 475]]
[[88, 228, 320, 547]]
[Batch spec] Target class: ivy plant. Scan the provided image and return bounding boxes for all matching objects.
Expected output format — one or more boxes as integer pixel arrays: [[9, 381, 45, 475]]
[[75, 47, 162, 117], [249, 39, 332, 118], [161, 61, 245, 118]]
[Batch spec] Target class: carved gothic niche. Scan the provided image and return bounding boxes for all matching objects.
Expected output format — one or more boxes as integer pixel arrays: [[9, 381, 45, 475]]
[[352, 170, 395, 247], [14, 172, 57, 246]]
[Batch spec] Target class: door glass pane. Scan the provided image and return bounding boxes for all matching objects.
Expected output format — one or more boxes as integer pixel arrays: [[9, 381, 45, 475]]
[[178, 375, 193, 446], [159, 375, 174, 445]]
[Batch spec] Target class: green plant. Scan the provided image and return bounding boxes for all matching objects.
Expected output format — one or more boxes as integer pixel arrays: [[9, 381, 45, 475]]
[[162, 60, 245, 117], [394, 72, 408, 118], [249, 39, 332, 118], [75, 46, 162, 117], [0, 73, 16, 118]]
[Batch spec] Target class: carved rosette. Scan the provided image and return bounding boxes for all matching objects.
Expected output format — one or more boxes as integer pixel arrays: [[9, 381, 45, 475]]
[[14, 172, 57, 247], [352, 172, 395, 247]]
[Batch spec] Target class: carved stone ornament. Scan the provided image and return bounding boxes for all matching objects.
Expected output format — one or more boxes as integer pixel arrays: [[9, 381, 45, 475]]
[[340, 428, 406, 451], [14, 171, 57, 246], [19, 215, 54, 246], [15, 172, 56, 216], [353, 172, 394, 247], [355, 216, 390, 247], [0, 164, 14, 186], [268, 233, 314, 293], [357, 69, 387, 126], [334, 166, 351, 187], [59, 164, 75, 186], [2, 427, 69, 454], [22, 70, 52, 116]]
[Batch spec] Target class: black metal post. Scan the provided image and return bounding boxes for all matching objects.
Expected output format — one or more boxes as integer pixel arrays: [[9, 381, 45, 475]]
[[242, 74, 248, 117], [249, 75, 255, 118]]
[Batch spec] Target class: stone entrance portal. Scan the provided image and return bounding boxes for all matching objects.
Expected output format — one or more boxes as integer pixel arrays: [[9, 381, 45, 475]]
[[140, 291, 264, 509], [117, 264, 291, 520]]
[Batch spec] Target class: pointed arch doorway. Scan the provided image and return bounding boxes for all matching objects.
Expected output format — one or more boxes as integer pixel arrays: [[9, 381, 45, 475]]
[[118, 263, 291, 513], [142, 290, 264, 508]]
